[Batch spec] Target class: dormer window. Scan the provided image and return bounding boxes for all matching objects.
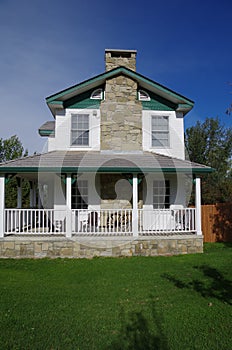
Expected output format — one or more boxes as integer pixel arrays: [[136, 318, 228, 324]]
[[90, 88, 103, 100], [138, 90, 150, 101]]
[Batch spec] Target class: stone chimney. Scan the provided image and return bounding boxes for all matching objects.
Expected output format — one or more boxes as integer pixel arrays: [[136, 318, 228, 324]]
[[101, 48, 142, 152], [105, 49, 137, 71]]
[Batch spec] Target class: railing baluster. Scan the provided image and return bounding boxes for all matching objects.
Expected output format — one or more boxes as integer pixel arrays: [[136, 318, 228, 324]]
[[4, 207, 196, 237], [137, 208, 196, 235], [4, 209, 67, 235]]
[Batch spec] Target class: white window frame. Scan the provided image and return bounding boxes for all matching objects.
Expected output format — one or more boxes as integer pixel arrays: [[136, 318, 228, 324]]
[[138, 90, 150, 101], [72, 180, 88, 209], [153, 180, 170, 209], [71, 114, 90, 147], [90, 88, 103, 100], [151, 115, 169, 148]]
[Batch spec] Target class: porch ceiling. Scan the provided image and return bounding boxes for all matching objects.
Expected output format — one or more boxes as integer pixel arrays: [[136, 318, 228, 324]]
[[0, 151, 213, 175]]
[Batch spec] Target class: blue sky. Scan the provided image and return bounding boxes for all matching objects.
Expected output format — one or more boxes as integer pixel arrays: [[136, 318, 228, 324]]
[[0, 0, 231, 154]]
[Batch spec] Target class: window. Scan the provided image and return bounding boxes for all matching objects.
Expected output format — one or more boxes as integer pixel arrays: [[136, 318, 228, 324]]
[[90, 88, 103, 99], [138, 90, 150, 101], [153, 180, 170, 209], [72, 180, 88, 209], [151, 115, 169, 148], [71, 114, 89, 146]]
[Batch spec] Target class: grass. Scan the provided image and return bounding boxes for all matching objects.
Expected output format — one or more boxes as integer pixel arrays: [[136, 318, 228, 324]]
[[0, 243, 231, 350]]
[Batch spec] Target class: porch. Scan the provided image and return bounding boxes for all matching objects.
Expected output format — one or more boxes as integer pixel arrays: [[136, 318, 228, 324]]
[[0, 171, 203, 239], [0, 151, 208, 249], [4, 207, 196, 237]]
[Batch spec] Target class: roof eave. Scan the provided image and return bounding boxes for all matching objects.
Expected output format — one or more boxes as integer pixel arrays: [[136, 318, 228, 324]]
[[0, 166, 214, 174], [46, 67, 194, 113]]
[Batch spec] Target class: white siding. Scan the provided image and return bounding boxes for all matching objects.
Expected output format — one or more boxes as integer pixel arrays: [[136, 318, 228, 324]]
[[142, 110, 185, 159], [48, 109, 101, 151]]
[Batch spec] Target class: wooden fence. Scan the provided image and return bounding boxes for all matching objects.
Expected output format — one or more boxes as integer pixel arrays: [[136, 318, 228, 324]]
[[201, 203, 232, 242]]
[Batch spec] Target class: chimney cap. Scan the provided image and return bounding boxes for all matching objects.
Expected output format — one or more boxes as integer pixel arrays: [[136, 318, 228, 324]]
[[105, 49, 137, 54]]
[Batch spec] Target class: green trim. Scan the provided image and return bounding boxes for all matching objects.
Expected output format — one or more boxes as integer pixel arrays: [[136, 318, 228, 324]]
[[46, 67, 194, 108], [5, 174, 15, 184], [63, 88, 103, 109], [177, 103, 192, 110], [49, 101, 63, 106], [140, 89, 176, 111], [60, 174, 77, 185], [127, 178, 143, 185], [38, 130, 54, 136], [0, 166, 214, 174]]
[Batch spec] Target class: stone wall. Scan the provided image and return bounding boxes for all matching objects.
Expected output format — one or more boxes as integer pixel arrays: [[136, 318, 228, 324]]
[[0, 236, 203, 258], [99, 174, 144, 210], [100, 75, 142, 151]]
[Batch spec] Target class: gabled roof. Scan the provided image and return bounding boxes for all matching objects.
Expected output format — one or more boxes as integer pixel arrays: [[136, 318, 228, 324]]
[[0, 151, 213, 175], [46, 66, 194, 116]]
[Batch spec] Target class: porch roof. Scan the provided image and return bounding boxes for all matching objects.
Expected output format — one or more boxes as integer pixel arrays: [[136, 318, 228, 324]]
[[0, 151, 213, 174]]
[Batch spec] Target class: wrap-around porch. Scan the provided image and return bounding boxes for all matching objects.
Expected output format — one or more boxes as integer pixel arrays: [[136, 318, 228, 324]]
[[0, 173, 202, 238]]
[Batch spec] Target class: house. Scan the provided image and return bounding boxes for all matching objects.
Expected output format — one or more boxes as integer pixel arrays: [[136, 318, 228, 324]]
[[0, 49, 213, 258]]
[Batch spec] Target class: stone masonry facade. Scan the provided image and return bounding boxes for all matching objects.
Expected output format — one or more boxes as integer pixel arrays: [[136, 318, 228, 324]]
[[0, 236, 203, 258], [100, 50, 143, 208], [100, 75, 142, 151], [101, 49, 142, 151]]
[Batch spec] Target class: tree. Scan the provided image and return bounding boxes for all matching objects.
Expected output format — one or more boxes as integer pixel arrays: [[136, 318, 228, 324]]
[[0, 135, 29, 208], [0, 135, 27, 162], [226, 82, 232, 115], [185, 117, 232, 204]]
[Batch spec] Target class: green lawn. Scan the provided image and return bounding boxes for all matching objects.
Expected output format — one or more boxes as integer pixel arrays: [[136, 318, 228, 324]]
[[0, 243, 231, 350]]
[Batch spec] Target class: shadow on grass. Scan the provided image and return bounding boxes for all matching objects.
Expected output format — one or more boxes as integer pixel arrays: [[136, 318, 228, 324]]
[[163, 265, 232, 305], [107, 302, 169, 350], [222, 242, 232, 248]]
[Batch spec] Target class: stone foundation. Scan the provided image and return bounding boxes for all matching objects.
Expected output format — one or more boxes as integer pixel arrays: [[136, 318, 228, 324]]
[[0, 235, 203, 258]]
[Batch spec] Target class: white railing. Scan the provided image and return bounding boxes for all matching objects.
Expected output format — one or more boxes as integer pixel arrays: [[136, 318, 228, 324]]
[[138, 208, 196, 235], [5, 209, 66, 234], [4, 208, 196, 236], [72, 209, 133, 235]]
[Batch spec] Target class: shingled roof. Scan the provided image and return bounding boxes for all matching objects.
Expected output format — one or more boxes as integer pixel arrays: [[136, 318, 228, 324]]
[[38, 121, 55, 137], [0, 151, 213, 174]]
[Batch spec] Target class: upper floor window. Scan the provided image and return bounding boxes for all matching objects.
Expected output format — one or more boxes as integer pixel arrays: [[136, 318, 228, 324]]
[[151, 115, 169, 148], [138, 90, 150, 101], [90, 88, 103, 100], [71, 114, 89, 146], [153, 180, 170, 209]]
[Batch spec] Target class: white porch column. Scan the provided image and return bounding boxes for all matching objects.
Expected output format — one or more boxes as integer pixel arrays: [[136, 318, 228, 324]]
[[195, 177, 202, 235], [66, 174, 72, 238], [33, 184, 37, 208], [38, 184, 43, 209], [0, 175, 5, 238], [17, 178, 22, 208], [132, 174, 138, 237], [29, 181, 34, 208]]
